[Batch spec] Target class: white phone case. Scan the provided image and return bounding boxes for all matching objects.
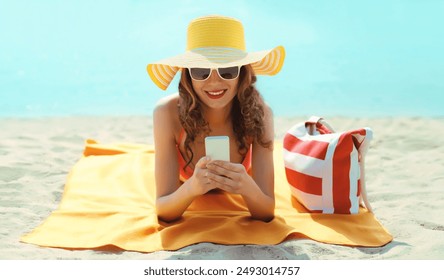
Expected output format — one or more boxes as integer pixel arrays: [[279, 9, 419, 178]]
[[205, 136, 230, 162]]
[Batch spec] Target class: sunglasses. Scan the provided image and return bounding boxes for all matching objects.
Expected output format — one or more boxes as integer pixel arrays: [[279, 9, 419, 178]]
[[188, 66, 241, 81]]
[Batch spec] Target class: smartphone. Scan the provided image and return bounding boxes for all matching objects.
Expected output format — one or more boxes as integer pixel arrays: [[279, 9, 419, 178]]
[[205, 136, 230, 162]]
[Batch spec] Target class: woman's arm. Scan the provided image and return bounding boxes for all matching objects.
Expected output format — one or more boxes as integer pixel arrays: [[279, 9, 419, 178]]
[[206, 106, 275, 221], [153, 98, 215, 222]]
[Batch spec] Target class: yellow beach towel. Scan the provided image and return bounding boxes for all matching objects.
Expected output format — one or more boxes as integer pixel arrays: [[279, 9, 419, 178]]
[[21, 140, 392, 252]]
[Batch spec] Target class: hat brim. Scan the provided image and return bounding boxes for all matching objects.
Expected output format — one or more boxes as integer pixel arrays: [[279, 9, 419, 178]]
[[147, 45, 285, 90]]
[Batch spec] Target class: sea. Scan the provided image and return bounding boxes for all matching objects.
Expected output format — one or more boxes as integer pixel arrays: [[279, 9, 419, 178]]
[[1, 0, 443, 118]]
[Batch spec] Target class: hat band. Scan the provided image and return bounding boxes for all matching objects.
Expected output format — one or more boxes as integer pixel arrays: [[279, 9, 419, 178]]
[[190, 47, 247, 64]]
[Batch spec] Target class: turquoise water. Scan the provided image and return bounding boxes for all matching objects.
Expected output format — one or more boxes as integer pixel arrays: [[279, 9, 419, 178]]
[[1, 0, 443, 117]]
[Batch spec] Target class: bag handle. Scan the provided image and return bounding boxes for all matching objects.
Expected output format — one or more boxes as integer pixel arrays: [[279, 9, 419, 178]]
[[305, 116, 334, 135]]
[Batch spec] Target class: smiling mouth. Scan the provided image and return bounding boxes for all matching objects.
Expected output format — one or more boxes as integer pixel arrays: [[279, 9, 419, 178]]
[[205, 89, 226, 99]]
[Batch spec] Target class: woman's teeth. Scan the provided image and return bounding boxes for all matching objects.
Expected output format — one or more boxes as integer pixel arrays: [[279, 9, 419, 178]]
[[207, 90, 225, 96]]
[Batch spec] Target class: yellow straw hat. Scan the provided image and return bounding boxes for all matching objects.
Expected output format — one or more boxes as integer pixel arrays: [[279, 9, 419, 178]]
[[147, 15, 286, 90]]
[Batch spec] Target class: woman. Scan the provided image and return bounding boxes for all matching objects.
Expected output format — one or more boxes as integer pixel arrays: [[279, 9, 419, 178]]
[[147, 15, 285, 222]]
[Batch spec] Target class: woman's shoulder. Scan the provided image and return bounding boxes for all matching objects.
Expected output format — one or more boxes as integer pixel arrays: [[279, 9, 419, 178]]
[[263, 102, 273, 117], [262, 102, 274, 126], [154, 92, 180, 112], [154, 93, 181, 120], [153, 93, 181, 134], [260, 102, 274, 143]]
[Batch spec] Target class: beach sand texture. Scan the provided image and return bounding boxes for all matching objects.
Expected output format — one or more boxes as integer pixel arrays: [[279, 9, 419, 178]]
[[1, 116, 443, 259]]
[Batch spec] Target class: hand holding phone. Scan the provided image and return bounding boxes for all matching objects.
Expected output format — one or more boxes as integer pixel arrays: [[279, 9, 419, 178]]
[[205, 136, 230, 162]]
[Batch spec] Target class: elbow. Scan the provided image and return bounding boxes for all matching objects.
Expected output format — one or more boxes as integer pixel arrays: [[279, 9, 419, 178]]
[[251, 205, 275, 222], [155, 200, 183, 223], [156, 205, 183, 222], [251, 211, 275, 223], [251, 198, 275, 222], [157, 213, 182, 223]]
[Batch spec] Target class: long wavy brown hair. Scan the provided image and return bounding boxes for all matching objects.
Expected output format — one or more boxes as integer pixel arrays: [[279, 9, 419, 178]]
[[178, 64, 272, 169]]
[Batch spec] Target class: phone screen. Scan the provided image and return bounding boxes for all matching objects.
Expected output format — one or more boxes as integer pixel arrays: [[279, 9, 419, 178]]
[[205, 136, 230, 161]]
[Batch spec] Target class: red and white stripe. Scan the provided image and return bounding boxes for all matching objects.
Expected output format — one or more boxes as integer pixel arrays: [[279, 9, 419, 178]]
[[283, 119, 372, 214]]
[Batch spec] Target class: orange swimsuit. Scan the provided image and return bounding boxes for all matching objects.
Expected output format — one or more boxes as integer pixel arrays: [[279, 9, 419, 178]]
[[176, 129, 252, 181]]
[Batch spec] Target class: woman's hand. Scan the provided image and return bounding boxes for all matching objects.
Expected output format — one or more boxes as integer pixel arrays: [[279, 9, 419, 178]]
[[206, 160, 274, 221], [188, 156, 216, 196], [205, 161, 255, 196]]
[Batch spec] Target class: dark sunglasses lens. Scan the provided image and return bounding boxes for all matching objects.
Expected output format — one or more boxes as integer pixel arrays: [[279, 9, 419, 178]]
[[189, 68, 211, 80], [218, 66, 239, 80]]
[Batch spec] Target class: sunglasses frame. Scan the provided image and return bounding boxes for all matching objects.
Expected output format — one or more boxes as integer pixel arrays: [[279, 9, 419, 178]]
[[188, 66, 242, 82]]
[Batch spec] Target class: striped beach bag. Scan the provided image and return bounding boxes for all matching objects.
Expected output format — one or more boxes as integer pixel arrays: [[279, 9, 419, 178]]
[[283, 116, 373, 214]]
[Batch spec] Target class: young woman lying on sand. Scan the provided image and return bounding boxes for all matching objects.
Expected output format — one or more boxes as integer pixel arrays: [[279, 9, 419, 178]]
[[147, 15, 285, 222]]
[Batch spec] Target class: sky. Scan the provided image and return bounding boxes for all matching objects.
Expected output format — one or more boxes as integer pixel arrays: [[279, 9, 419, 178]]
[[1, 0, 443, 117]]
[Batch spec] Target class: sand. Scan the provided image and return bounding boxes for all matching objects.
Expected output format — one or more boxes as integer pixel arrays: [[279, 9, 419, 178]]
[[1, 115, 443, 260]]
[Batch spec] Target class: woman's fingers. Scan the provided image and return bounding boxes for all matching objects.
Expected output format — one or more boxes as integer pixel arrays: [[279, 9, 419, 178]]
[[187, 156, 217, 195], [195, 156, 211, 169], [207, 160, 244, 175], [205, 161, 246, 193], [207, 161, 245, 182], [207, 173, 239, 191], [194, 157, 211, 184], [192, 159, 250, 194]]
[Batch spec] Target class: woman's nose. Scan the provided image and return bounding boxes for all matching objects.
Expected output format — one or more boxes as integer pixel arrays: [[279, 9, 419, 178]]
[[207, 69, 221, 82]]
